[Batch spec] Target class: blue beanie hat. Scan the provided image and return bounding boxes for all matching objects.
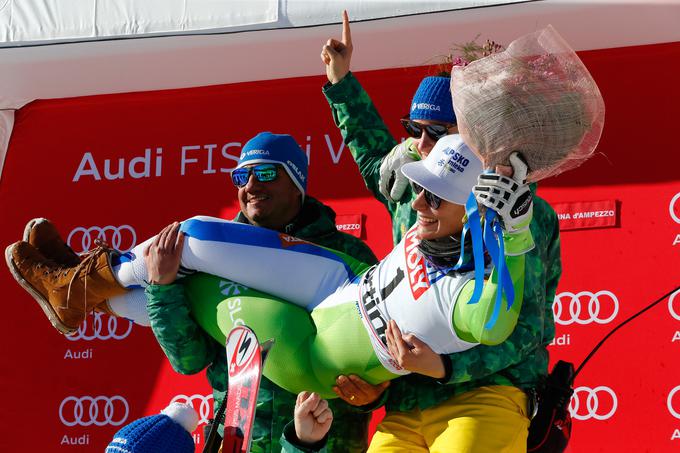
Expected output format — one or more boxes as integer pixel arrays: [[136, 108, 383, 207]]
[[106, 403, 197, 453], [237, 132, 308, 198], [410, 76, 456, 125]]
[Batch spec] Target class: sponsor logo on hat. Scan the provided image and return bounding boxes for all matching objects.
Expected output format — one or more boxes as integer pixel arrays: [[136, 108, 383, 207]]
[[286, 160, 306, 182], [437, 147, 470, 175], [240, 149, 270, 159], [412, 102, 441, 112]]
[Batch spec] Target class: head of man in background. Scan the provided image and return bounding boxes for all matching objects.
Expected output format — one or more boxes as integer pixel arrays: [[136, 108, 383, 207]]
[[375, 76, 459, 204], [402, 75, 458, 158], [232, 132, 308, 230]]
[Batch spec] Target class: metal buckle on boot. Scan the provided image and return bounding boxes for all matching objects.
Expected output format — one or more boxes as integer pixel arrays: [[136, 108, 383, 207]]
[[527, 388, 539, 420]]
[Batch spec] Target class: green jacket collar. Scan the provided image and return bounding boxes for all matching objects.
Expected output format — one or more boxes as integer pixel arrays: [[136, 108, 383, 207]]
[[233, 196, 339, 239]]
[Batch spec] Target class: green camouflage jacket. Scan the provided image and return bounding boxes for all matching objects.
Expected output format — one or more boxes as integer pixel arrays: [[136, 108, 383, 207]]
[[323, 72, 417, 243], [146, 196, 378, 452], [323, 72, 562, 412], [279, 422, 329, 453]]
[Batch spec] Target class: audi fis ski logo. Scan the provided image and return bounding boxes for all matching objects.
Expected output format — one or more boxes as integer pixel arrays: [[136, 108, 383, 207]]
[[171, 394, 213, 425], [553, 291, 619, 325], [569, 386, 618, 420], [670, 192, 680, 224], [59, 395, 129, 427], [67, 225, 137, 253], [66, 311, 133, 341], [668, 386, 680, 419], [669, 290, 680, 322]]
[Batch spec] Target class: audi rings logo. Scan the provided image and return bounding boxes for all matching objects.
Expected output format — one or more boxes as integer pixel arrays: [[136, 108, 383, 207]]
[[569, 386, 618, 421], [553, 291, 619, 325], [669, 290, 680, 322], [67, 225, 137, 253], [670, 192, 680, 224], [668, 386, 680, 419], [171, 394, 213, 425], [66, 311, 133, 341], [59, 395, 129, 427]]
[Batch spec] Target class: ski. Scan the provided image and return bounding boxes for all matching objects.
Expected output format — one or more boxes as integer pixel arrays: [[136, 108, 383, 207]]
[[221, 325, 274, 453]]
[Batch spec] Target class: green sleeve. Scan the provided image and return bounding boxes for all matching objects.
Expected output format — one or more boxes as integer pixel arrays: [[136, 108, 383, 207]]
[[323, 73, 417, 243], [326, 231, 379, 266], [145, 283, 218, 375], [280, 421, 328, 453], [541, 201, 562, 345], [439, 195, 561, 385], [322, 72, 398, 208], [452, 228, 534, 346]]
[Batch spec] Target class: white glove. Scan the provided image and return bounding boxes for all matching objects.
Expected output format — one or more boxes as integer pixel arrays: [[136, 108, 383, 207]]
[[473, 152, 533, 234], [379, 138, 420, 203]]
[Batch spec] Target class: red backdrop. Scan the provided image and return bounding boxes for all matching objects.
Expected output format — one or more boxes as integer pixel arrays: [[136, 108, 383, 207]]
[[0, 42, 679, 452]]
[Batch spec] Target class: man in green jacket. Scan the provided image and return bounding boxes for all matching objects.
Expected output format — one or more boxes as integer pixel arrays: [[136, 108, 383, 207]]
[[320, 13, 561, 451], [144, 132, 379, 453]]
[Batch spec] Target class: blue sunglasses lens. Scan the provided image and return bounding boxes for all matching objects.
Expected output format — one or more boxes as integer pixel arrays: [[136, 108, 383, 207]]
[[253, 165, 278, 182], [231, 164, 279, 187], [231, 168, 251, 187]]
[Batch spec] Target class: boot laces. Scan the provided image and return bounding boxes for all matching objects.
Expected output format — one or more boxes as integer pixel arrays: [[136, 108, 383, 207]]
[[64, 239, 113, 314]]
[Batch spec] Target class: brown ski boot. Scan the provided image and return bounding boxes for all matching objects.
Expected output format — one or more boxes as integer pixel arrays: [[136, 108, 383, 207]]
[[23, 218, 117, 315], [23, 218, 81, 267], [5, 241, 128, 334]]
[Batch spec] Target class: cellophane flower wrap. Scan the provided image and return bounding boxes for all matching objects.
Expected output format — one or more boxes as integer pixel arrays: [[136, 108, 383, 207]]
[[451, 25, 605, 181]]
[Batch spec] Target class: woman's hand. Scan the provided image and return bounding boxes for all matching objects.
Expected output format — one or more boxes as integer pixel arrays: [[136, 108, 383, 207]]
[[385, 320, 445, 379]]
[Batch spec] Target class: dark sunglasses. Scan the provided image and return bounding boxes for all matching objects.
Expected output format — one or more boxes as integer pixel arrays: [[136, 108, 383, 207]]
[[411, 182, 442, 209], [231, 164, 279, 188], [400, 116, 453, 141]]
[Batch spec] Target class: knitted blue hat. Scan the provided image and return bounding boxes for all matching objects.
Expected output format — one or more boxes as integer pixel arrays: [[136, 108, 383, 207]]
[[237, 132, 308, 198], [410, 76, 456, 125], [105, 403, 197, 453]]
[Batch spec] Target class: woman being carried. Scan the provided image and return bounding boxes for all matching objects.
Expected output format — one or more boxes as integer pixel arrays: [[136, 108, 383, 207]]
[[6, 135, 534, 398]]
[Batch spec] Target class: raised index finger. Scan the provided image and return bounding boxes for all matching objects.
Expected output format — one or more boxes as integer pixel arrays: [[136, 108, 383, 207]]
[[342, 10, 352, 47]]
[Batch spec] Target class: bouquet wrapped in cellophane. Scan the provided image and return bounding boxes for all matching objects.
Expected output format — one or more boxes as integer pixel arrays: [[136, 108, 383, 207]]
[[451, 25, 605, 181]]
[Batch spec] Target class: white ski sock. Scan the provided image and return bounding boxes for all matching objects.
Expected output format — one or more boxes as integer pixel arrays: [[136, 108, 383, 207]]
[[112, 237, 154, 287], [107, 289, 150, 326]]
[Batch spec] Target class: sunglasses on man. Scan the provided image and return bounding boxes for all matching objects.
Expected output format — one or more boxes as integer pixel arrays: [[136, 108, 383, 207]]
[[411, 182, 442, 209], [231, 163, 280, 188], [400, 116, 454, 141]]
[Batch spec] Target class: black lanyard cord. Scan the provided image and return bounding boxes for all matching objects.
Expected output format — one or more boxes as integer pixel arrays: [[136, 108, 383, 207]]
[[571, 284, 680, 384]]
